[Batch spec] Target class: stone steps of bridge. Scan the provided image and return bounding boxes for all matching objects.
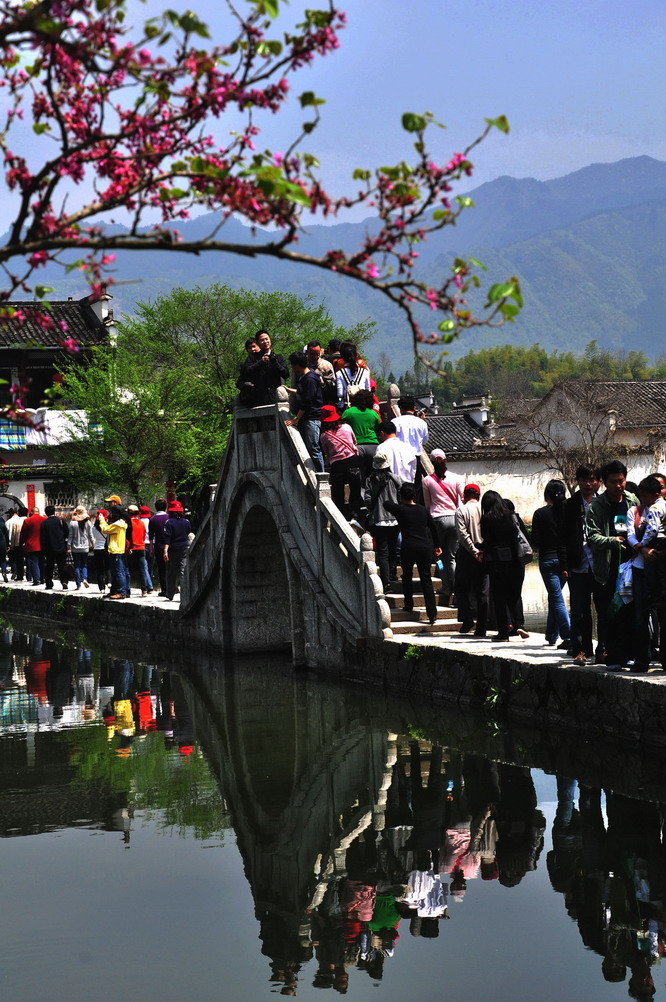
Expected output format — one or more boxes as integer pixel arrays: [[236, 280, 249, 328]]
[[384, 593, 455, 611], [390, 606, 458, 623], [390, 619, 461, 635]]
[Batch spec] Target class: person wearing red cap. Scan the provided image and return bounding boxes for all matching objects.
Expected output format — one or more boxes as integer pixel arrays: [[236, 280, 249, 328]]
[[319, 405, 362, 519], [128, 505, 154, 595], [163, 501, 192, 601], [454, 483, 489, 635]]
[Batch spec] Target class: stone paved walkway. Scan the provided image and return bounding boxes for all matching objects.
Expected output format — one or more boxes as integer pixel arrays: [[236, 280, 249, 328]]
[[1, 577, 180, 610], [386, 627, 666, 681]]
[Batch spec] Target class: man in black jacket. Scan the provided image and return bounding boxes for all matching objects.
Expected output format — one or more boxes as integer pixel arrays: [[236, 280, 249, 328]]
[[40, 505, 69, 590], [561, 465, 602, 664], [236, 330, 288, 407]]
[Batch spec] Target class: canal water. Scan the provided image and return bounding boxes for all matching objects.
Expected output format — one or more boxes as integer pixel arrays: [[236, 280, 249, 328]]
[[2, 622, 665, 1002]]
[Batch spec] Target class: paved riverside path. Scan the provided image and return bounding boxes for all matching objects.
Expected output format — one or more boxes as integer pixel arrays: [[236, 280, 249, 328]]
[[0, 577, 181, 610], [386, 627, 666, 680]]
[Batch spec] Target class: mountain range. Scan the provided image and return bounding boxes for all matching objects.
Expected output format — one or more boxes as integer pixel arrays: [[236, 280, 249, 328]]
[[15, 154, 666, 375]]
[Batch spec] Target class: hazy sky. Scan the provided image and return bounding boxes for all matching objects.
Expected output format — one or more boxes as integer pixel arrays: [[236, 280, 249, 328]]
[[3, 0, 665, 226]]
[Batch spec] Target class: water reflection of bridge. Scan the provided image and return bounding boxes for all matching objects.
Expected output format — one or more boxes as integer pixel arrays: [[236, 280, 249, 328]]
[[181, 658, 666, 991]]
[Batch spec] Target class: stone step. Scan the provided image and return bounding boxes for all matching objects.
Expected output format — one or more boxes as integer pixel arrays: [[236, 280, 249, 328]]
[[390, 607, 459, 623], [384, 593, 456, 611], [392, 572, 444, 588], [390, 620, 460, 635]]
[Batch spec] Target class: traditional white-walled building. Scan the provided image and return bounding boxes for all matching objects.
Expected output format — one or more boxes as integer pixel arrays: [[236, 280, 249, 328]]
[[425, 383, 666, 521], [0, 291, 115, 515]]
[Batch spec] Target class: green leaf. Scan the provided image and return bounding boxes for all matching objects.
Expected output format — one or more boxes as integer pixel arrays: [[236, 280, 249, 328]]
[[32, 123, 49, 135], [485, 115, 510, 134], [353, 168, 371, 181], [438, 319, 455, 332], [432, 209, 449, 220], [283, 182, 311, 206], [65, 259, 85, 273], [468, 256, 487, 271], [302, 121, 316, 134], [299, 91, 325, 108], [500, 302, 520, 319], [455, 195, 474, 208], [401, 112, 427, 133], [180, 11, 210, 37], [259, 0, 279, 16], [35, 286, 54, 298], [257, 39, 282, 55]]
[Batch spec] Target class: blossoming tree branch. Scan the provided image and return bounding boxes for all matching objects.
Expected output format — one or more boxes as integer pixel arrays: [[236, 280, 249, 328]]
[[0, 0, 522, 368]]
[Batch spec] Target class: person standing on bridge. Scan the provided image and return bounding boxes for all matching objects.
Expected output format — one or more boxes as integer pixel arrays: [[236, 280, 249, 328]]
[[163, 501, 192, 602], [384, 482, 441, 626], [237, 331, 288, 406], [285, 351, 325, 473], [319, 405, 362, 519]]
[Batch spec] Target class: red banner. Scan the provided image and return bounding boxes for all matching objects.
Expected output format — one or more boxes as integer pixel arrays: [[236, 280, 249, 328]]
[[26, 484, 36, 510]]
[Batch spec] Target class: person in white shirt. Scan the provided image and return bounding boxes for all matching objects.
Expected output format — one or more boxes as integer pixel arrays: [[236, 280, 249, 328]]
[[393, 396, 429, 453], [375, 420, 418, 484], [6, 508, 26, 580], [422, 449, 463, 603]]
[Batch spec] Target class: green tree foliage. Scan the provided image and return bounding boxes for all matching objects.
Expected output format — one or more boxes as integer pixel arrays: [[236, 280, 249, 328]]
[[58, 284, 374, 501]]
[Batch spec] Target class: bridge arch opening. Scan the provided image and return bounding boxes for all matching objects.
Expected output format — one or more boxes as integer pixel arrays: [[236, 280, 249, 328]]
[[227, 503, 296, 655]]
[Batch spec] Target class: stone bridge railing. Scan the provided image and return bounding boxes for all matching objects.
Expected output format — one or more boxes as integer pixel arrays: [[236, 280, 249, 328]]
[[180, 389, 390, 665]]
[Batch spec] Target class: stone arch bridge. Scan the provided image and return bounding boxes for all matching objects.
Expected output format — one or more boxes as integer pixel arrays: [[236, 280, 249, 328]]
[[181, 391, 391, 665]]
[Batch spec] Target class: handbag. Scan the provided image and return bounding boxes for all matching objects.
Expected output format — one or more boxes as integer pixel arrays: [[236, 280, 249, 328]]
[[514, 515, 533, 565]]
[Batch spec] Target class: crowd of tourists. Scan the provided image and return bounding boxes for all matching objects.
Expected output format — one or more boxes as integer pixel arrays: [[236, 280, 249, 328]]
[[2, 496, 193, 602], [237, 332, 666, 670]]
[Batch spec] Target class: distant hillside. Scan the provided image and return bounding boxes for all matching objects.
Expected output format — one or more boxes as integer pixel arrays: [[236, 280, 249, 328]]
[[15, 155, 666, 374]]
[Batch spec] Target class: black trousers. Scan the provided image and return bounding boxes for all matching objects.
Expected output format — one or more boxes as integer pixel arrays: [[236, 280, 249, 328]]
[[401, 545, 437, 622], [44, 551, 68, 589], [329, 456, 362, 517], [488, 560, 523, 637], [568, 568, 606, 657], [93, 550, 108, 591], [455, 547, 489, 631], [372, 525, 399, 590]]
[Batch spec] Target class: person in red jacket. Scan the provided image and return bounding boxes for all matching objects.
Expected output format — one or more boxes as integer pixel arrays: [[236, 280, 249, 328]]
[[19, 506, 47, 585], [127, 504, 154, 595]]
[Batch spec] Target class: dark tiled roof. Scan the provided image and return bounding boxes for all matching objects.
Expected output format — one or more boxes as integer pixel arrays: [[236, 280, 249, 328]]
[[494, 397, 540, 426], [554, 381, 666, 429], [426, 413, 488, 453], [0, 300, 108, 348]]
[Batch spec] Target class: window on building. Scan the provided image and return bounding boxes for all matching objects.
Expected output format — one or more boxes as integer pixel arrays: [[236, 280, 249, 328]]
[[44, 481, 77, 511]]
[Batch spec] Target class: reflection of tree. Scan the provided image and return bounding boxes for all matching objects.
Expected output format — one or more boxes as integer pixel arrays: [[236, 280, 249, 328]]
[[59, 722, 232, 841]]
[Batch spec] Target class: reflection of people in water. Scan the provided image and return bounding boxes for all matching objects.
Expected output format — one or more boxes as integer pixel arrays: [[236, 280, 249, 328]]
[[495, 764, 546, 887], [547, 777, 666, 999], [406, 741, 446, 871]]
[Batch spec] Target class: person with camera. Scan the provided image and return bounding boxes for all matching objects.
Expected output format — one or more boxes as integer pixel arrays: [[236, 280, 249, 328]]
[[236, 330, 288, 407]]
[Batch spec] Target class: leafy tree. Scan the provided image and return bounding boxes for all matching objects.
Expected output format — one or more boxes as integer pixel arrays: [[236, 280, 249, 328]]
[[58, 284, 372, 500], [58, 339, 215, 500], [0, 0, 521, 375], [411, 340, 666, 408]]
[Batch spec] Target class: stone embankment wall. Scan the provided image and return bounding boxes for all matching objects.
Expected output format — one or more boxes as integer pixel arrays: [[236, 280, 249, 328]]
[[3, 586, 666, 751]]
